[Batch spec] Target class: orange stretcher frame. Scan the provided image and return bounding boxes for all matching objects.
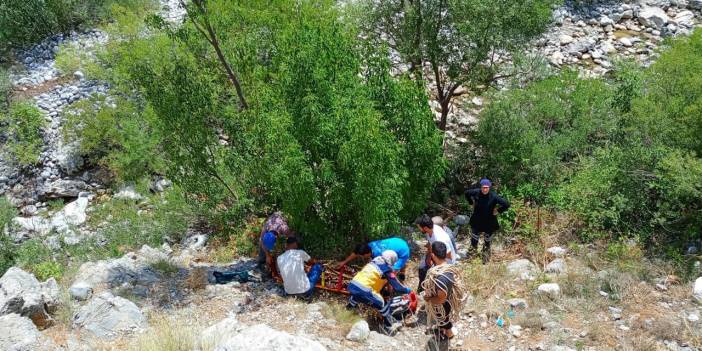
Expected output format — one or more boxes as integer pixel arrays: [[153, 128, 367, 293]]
[[271, 260, 418, 312]]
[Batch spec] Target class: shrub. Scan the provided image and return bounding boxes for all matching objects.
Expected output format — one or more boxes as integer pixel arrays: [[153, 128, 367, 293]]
[[0, 0, 157, 51], [63, 96, 165, 182], [1, 101, 46, 166]]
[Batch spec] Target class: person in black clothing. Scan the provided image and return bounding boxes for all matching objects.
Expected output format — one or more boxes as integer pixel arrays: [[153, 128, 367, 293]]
[[465, 178, 510, 262]]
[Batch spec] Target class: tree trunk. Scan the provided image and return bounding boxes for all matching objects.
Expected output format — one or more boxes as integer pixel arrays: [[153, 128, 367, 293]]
[[438, 97, 450, 131]]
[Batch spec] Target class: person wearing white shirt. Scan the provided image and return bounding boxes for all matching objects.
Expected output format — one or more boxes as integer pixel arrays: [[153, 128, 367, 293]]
[[276, 237, 322, 296], [415, 214, 457, 292]]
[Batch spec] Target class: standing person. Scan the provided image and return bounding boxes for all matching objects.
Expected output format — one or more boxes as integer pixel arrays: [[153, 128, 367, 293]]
[[347, 250, 412, 334], [336, 237, 411, 280], [415, 214, 456, 292], [422, 241, 466, 351], [431, 216, 457, 255], [258, 211, 292, 274], [465, 179, 510, 262], [276, 237, 322, 298]]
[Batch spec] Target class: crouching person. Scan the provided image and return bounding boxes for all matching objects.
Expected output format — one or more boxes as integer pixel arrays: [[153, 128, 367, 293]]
[[347, 250, 412, 334], [277, 237, 322, 298]]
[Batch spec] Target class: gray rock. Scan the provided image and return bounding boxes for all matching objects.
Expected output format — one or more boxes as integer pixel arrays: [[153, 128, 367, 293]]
[[183, 234, 208, 251], [0, 314, 42, 351], [619, 37, 634, 47], [507, 298, 529, 310], [674, 10, 696, 27], [537, 283, 561, 299], [50, 197, 88, 231], [546, 246, 567, 257], [68, 281, 92, 301], [693, 277, 702, 303], [689, 0, 702, 9], [507, 259, 538, 280], [73, 71, 84, 80], [0, 267, 60, 328], [200, 316, 240, 348], [638, 6, 671, 29], [150, 178, 172, 193], [346, 320, 370, 342], [42, 179, 88, 199], [73, 291, 147, 338], [213, 324, 327, 351], [545, 258, 567, 274], [70, 245, 166, 292], [559, 34, 574, 45]]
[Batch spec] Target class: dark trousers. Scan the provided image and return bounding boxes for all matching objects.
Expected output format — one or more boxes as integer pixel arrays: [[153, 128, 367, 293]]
[[470, 226, 494, 252]]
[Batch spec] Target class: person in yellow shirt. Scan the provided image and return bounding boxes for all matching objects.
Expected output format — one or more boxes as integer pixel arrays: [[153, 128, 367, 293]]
[[347, 250, 412, 334]]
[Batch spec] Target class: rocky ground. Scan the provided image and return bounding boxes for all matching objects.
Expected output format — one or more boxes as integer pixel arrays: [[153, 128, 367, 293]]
[[2, 230, 702, 351], [2, 1, 702, 350]]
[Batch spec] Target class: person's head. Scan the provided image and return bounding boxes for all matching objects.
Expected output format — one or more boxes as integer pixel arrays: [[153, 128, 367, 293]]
[[415, 214, 434, 234], [431, 216, 444, 227], [353, 243, 372, 258], [262, 231, 278, 252], [380, 250, 398, 268], [480, 178, 492, 195], [285, 236, 299, 250], [430, 241, 448, 265]]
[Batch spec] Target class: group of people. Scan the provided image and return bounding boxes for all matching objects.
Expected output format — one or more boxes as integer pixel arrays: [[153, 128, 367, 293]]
[[256, 179, 509, 348]]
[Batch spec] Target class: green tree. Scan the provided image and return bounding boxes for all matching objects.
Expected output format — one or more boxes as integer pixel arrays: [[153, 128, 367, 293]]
[[360, 0, 557, 130], [102, 1, 445, 255]]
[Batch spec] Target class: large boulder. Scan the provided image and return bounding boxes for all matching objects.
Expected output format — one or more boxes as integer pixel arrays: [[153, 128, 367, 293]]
[[638, 6, 670, 29], [213, 324, 327, 351], [72, 291, 147, 338], [0, 314, 42, 351], [50, 197, 88, 231], [0, 267, 60, 328], [674, 10, 696, 27], [69, 245, 165, 294], [41, 179, 88, 199], [200, 316, 241, 349], [507, 259, 538, 280]]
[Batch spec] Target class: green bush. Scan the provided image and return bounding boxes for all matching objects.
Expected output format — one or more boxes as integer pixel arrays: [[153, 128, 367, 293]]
[[466, 29, 702, 247], [63, 96, 165, 182], [1, 101, 46, 166], [0, 0, 156, 51], [0, 197, 18, 276]]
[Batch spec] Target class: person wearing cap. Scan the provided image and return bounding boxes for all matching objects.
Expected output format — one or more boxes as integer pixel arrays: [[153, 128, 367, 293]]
[[336, 237, 411, 280], [347, 250, 412, 333], [465, 178, 510, 262], [276, 237, 323, 297], [257, 211, 292, 273]]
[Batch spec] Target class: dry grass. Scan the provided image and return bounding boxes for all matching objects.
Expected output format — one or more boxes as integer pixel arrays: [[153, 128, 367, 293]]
[[184, 267, 208, 291], [321, 300, 363, 329], [128, 315, 199, 351]]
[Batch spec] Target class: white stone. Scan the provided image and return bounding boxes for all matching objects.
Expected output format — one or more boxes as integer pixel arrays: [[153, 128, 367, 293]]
[[688, 313, 700, 323], [619, 37, 634, 47], [200, 316, 240, 349], [73, 292, 148, 338], [507, 259, 538, 280], [693, 277, 702, 303], [508, 298, 528, 310], [346, 320, 370, 342], [537, 283, 561, 299], [0, 314, 42, 351], [559, 35, 574, 45], [213, 324, 327, 351], [674, 10, 696, 27], [0, 267, 60, 328], [545, 258, 567, 274], [638, 6, 670, 29], [113, 185, 144, 201], [546, 246, 567, 257]]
